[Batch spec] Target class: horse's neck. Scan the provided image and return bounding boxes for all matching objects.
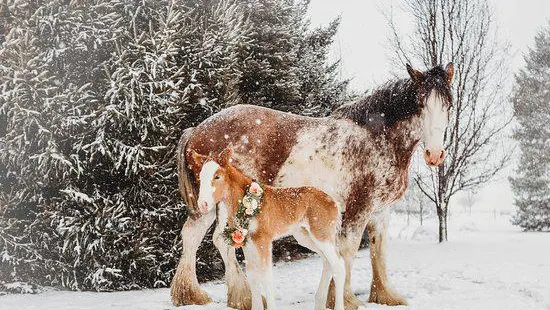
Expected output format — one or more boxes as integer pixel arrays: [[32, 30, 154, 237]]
[[387, 115, 422, 164], [336, 113, 422, 171]]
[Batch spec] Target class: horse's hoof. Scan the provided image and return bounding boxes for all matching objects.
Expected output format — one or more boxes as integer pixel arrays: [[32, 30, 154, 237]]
[[227, 280, 253, 310], [344, 288, 365, 310], [368, 286, 407, 306], [325, 284, 364, 310], [170, 285, 212, 306]]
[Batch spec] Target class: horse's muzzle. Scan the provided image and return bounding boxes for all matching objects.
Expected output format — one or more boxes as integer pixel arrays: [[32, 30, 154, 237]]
[[424, 149, 446, 167]]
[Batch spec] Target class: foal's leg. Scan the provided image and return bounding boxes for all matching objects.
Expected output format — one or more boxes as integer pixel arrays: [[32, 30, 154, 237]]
[[171, 210, 215, 306], [259, 243, 276, 310], [243, 243, 265, 310], [212, 205, 252, 309], [367, 211, 407, 305]]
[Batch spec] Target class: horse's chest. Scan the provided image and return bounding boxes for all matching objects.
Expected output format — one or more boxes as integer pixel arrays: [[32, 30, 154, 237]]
[[370, 164, 409, 206]]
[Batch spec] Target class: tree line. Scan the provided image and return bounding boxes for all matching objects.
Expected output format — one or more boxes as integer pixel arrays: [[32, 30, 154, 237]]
[[0, 0, 348, 292]]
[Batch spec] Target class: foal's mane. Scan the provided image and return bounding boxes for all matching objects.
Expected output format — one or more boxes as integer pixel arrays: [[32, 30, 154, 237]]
[[331, 78, 418, 130]]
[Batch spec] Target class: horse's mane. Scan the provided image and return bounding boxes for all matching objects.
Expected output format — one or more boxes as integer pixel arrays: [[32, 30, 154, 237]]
[[331, 78, 418, 130]]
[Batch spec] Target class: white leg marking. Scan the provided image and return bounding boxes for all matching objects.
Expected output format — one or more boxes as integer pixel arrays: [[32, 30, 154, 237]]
[[243, 243, 263, 310], [261, 254, 277, 310], [313, 240, 346, 310]]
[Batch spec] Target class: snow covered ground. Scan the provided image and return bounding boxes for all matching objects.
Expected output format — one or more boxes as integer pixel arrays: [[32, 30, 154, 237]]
[[2, 211, 549, 310]]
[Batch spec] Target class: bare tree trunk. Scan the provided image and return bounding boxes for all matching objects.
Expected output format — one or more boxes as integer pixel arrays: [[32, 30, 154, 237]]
[[419, 204, 424, 226], [436, 205, 447, 242]]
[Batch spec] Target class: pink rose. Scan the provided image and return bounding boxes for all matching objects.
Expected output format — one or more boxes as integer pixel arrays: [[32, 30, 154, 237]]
[[231, 229, 246, 247], [249, 182, 263, 195]]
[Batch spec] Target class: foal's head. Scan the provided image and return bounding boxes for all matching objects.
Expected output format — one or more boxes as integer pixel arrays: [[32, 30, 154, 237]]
[[191, 148, 240, 214], [407, 63, 455, 167]]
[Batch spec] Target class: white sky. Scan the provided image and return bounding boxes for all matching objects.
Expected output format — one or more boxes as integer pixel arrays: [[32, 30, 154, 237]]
[[307, 0, 550, 211], [308, 0, 550, 90]]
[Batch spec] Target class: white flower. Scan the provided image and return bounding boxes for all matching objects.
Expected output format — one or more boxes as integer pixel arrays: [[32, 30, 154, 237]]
[[242, 196, 252, 209]]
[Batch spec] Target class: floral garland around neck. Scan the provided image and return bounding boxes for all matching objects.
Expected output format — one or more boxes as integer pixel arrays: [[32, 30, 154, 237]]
[[223, 181, 264, 248]]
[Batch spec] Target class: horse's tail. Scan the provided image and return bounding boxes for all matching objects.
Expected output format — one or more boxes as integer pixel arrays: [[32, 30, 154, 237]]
[[177, 127, 199, 218]]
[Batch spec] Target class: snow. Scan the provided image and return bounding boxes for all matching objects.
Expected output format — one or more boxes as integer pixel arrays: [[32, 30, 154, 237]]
[[2, 212, 549, 310]]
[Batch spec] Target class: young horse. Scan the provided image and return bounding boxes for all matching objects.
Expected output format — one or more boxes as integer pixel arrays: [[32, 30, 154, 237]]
[[191, 148, 345, 310], [171, 63, 455, 310]]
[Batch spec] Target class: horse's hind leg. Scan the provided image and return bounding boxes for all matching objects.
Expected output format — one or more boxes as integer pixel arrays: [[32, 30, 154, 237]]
[[213, 205, 253, 310], [312, 239, 345, 310], [293, 229, 330, 310], [326, 222, 367, 310], [170, 211, 215, 306], [367, 212, 407, 306]]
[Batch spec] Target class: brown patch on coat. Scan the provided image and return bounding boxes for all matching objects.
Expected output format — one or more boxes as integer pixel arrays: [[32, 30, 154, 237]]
[[186, 105, 309, 189], [342, 173, 375, 229]]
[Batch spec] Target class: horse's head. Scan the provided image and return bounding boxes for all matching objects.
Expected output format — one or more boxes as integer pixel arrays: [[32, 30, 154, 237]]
[[191, 148, 234, 214], [407, 63, 454, 167]]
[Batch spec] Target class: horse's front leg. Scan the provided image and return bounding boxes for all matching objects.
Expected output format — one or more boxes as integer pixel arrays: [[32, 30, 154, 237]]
[[367, 210, 407, 306], [171, 210, 216, 306], [212, 205, 252, 310], [242, 242, 265, 310]]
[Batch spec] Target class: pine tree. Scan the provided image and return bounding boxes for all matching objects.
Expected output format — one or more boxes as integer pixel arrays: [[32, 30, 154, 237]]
[[510, 21, 550, 231], [0, 0, 348, 292]]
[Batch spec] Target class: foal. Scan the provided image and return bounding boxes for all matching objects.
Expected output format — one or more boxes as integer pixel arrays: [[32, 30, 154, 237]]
[[191, 148, 345, 310]]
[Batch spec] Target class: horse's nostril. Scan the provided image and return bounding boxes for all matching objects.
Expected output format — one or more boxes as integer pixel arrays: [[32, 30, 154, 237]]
[[440, 150, 445, 159], [425, 150, 430, 156]]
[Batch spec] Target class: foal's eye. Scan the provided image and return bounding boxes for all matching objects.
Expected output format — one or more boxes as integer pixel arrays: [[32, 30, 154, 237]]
[[214, 175, 221, 180]]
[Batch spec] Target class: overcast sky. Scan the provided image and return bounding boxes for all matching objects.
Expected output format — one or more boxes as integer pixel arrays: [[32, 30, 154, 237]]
[[307, 0, 549, 211], [308, 0, 549, 91]]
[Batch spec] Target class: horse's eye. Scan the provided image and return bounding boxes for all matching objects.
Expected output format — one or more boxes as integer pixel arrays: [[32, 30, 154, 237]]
[[214, 175, 221, 180]]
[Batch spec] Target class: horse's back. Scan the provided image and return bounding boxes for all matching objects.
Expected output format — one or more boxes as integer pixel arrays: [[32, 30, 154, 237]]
[[186, 104, 316, 184]]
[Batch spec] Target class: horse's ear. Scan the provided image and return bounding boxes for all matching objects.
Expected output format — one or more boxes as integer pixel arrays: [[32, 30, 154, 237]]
[[445, 62, 455, 85], [218, 147, 233, 166], [190, 150, 208, 170], [406, 63, 424, 85]]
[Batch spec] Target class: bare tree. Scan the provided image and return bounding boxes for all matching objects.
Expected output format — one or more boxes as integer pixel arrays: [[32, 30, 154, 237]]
[[385, 0, 512, 241], [458, 190, 477, 216]]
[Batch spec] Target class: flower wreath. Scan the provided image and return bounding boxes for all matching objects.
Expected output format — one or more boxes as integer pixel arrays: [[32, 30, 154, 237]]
[[223, 181, 264, 248]]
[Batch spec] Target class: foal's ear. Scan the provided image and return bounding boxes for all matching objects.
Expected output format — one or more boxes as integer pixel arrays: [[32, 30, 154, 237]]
[[406, 63, 424, 85], [445, 62, 455, 85], [190, 150, 208, 170], [217, 147, 233, 166]]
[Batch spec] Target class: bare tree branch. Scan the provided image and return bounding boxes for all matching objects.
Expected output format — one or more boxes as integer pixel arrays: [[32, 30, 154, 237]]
[[384, 0, 512, 242]]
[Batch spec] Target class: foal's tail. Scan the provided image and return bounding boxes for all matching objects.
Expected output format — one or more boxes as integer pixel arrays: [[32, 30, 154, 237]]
[[177, 127, 199, 218], [334, 202, 343, 237]]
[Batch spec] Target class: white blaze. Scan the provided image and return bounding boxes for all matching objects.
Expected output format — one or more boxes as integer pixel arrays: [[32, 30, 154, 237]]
[[422, 90, 448, 150], [197, 160, 220, 213]]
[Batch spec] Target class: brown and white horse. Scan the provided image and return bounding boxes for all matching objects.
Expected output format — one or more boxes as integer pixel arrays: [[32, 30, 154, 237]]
[[191, 148, 345, 310], [170, 63, 455, 309]]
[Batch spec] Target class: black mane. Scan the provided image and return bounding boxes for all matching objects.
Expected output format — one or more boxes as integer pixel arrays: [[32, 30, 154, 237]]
[[331, 78, 418, 129], [332, 65, 452, 130]]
